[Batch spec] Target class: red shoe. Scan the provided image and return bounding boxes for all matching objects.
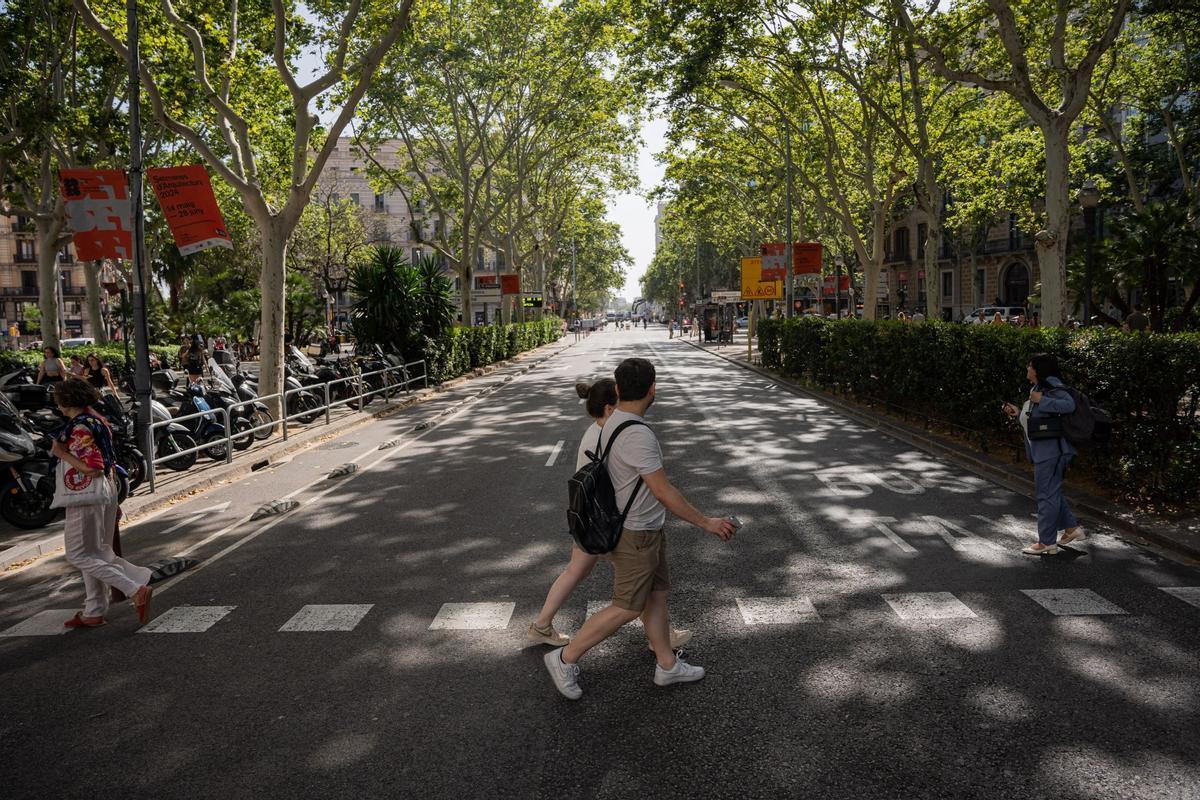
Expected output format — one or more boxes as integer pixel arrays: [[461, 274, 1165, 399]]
[[64, 612, 106, 628], [132, 585, 153, 625]]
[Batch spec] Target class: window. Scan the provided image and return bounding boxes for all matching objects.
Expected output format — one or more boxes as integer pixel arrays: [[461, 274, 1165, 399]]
[[893, 226, 909, 259], [58, 245, 73, 264], [941, 270, 954, 303], [917, 223, 927, 259], [15, 239, 35, 262], [350, 193, 360, 206], [21, 270, 37, 292], [331, 193, 340, 204], [374, 193, 385, 212], [975, 268, 985, 308], [60, 270, 72, 290], [433, 219, 443, 238], [412, 247, 422, 265], [496, 250, 506, 271], [476, 247, 485, 270]]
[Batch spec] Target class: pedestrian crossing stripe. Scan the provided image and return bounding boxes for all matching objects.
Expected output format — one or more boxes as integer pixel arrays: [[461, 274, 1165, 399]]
[[1020, 589, 1127, 616], [1159, 587, 1200, 609], [883, 592, 977, 620], [139, 605, 237, 633], [279, 604, 374, 632], [13, 586, 1200, 638]]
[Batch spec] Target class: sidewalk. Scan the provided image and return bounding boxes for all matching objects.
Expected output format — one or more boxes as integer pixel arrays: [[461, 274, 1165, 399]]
[[683, 335, 1200, 564], [0, 334, 579, 571]]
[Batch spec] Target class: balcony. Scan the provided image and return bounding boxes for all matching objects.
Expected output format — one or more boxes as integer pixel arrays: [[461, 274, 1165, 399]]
[[63, 286, 85, 296], [4, 287, 33, 296]]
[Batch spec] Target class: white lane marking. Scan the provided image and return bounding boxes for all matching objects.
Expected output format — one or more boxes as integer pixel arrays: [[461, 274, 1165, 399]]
[[279, 604, 374, 632], [872, 517, 917, 553], [0, 609, 77, 637], [883, 592, 978, 620], [923, 516, 1003, 551], [139, 605, 236, 633], [156, 501, 232, 538], [972, 514, 1031, 544], [429, 602, 514, 630], [1158, 587, 1200, 609], [736, 596, 822, 625], [1020, 589, 1127, 616], [545, 440, 565, 467]]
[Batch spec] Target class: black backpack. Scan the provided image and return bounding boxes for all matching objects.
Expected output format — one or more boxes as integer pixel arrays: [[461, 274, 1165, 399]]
[[1053, 385, 1112, 448], [567, 420, 647, 555]]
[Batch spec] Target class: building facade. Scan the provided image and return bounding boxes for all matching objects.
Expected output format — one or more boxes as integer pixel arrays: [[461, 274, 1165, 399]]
[[319, 137, 506, 325], [0, 215, 105, 340]]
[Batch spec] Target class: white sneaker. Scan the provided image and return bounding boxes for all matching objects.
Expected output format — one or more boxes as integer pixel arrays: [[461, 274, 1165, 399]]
[[654, 657, 706, 687], [646, 628, 693, 652], [543, 647, 582, 700]]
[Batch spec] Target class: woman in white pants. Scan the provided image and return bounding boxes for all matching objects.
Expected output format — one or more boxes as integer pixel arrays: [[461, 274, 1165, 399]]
[[51, 379, 153, 628]]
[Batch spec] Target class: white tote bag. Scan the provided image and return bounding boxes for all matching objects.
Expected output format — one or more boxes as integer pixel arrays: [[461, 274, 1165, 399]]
[[50, 461, 114, 509]]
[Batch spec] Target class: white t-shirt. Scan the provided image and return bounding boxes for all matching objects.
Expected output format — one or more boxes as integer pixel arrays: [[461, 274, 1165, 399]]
[[597, 408, 666, 531], [575, 420, 605, 471]]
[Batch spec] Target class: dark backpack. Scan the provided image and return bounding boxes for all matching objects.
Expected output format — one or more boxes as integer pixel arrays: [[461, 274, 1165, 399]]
[[1053, 385, 1112, 448], [567, 420, 647, 555]]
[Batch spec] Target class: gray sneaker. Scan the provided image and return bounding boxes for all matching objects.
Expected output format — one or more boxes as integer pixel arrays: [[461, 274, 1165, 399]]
[[543, 647, 582, 700], [654, 657, 705, 687]]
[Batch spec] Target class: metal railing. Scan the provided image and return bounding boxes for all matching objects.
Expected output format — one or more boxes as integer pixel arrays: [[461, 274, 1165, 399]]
[[145, 359, 427, 493]]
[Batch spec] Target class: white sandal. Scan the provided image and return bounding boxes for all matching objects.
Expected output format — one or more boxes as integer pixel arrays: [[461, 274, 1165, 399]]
[[1059, 527, 1087, 545], [1022, 543, 1059, 555]]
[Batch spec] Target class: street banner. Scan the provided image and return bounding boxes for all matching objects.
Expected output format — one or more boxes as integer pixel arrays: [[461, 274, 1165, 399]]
[[740, 257, 782, 300], [819, 276, 852, 297], [58, 169, 132, 261], [147, 165, 233, 255], [500, 274, 520, 295], [760, 242, 823, 281]]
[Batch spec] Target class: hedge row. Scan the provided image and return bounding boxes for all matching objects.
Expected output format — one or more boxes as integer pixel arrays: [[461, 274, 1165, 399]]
[[758, 317, 1200, 506], [0, 343, 179, 378], [421, 318, 563, 384]]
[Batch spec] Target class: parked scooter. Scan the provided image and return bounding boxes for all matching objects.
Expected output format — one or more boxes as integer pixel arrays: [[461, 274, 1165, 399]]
[[207, 358, 269, 442], [0, 392, 57, 529]]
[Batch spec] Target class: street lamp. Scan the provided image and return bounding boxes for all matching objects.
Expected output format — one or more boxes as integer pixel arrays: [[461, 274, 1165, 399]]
[[1077, 179, 1100, 325], [717, 78, 797, 318]]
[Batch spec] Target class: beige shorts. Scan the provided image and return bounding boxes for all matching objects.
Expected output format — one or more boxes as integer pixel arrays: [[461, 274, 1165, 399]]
[[608, 527, 670, 612]]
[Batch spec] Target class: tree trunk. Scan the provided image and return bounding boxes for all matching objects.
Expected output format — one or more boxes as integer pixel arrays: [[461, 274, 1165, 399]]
[[1036, 124, 1071, 326], [84, 260, 109, 344], [35, 217, 65, 348], [258, 221, 289, 420]]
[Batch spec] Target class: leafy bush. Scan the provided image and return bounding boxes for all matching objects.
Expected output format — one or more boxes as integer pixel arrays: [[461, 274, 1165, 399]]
[[0, 343, 178, 380], [759, 317, 1200, 505], [422, 318, 562, 383]]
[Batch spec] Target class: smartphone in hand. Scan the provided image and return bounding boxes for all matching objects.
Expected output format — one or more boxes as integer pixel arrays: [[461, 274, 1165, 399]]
[[728, 516, 744, 530]]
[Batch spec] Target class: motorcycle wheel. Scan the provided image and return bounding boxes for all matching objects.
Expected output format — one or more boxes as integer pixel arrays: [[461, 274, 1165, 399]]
[[294, 393, 323, 425], [161, 432, 198, 471], [1, 489, 58, 530], [115, 470, 131, 503], [231, 417, 254, 451], [203, 432, 229, 461], [251, 409, 273, 440], [121, 446, 147, 491]]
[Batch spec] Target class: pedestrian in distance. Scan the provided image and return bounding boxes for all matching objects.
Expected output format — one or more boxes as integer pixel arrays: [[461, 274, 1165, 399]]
[[544, 358, 737, 700], [52, 379, 154, 628], [1001, 353, 1086, 555], [1125, 305, 1149, 332], [68, 354, 86, 378], [182, 334, 208, 385], [991, 311, 1005, 326], [529, 379, 691, 650], [37, 345, 67, 386]]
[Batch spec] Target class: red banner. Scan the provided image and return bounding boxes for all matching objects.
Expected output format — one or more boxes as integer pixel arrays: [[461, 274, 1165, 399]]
[[500, 274, 520, 295], [58, 169, 132, 261], [147, 165, 232, 255], [819, 276, 851, 297], [761, 242, 823, 280]]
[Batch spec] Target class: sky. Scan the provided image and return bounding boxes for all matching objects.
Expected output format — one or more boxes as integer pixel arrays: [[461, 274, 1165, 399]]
[[607, 115, 670, 302]]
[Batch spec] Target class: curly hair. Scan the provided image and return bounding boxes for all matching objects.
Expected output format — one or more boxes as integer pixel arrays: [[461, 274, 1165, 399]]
[[53, 377, 102, 410]]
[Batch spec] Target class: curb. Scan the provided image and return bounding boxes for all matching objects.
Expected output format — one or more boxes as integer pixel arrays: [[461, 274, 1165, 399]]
[[681, 338, 1200, 564], [0, 336, 576, 572]]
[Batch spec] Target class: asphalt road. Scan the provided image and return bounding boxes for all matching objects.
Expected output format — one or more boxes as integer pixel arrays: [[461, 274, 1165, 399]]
[[2, 326, 1198, 800]]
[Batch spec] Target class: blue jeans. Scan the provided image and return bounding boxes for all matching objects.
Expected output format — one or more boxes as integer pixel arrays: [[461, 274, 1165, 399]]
[[1034, 454, 1079, 545]]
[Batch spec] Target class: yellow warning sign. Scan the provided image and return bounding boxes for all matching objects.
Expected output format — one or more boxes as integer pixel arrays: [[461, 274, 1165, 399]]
[[740, 257, 782, 300]]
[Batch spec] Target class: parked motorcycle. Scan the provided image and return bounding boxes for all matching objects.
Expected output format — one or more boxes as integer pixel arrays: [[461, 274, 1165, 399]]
[[207, 358, 270, 442], [0, 392, 57, 529]]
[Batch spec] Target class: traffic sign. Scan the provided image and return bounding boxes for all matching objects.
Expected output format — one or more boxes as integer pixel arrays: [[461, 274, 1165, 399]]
[[711, 290, 741, 304], [521, 294, 543, 308], [740, 257, 782, 300]]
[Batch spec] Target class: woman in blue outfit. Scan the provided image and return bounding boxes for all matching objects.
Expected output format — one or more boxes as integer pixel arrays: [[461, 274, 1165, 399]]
[[1002, 353, 1087, 555]]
